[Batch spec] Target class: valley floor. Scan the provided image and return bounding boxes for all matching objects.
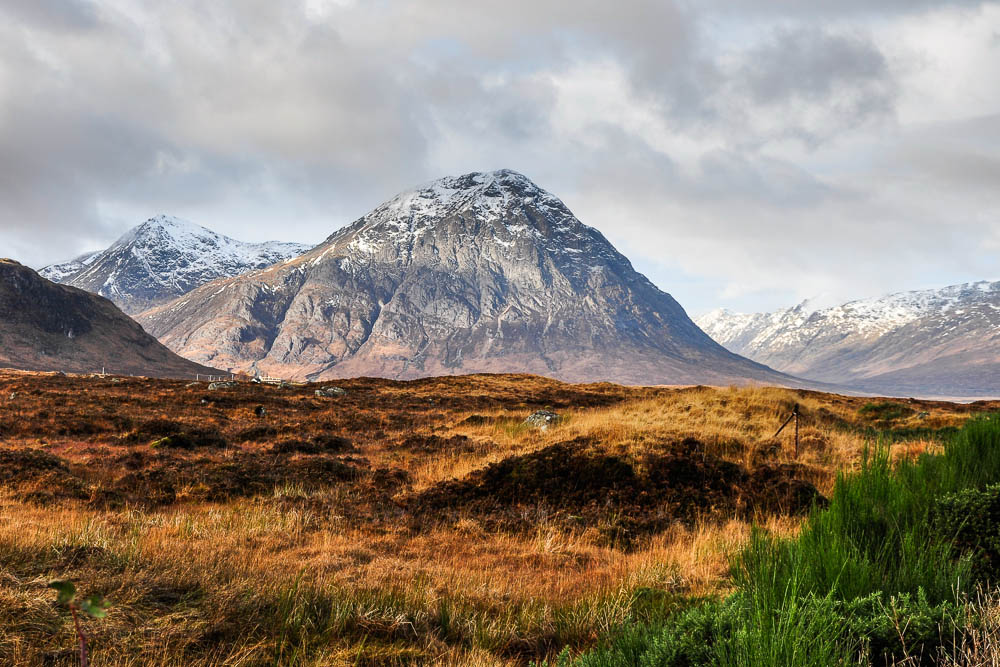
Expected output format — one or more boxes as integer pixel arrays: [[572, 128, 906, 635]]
[[0, 371, 995, 665]]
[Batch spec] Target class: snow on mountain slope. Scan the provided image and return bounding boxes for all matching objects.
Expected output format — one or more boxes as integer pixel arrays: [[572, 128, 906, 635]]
[[696, 282, 1000, 397], [309, 169, 630, 275], [42, 216, 311, 314], [139, 169, 805, 387], [38, 250, 101, 282]]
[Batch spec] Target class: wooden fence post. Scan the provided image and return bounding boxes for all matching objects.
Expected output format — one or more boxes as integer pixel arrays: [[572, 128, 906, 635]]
[[773, 402, 802, 459]]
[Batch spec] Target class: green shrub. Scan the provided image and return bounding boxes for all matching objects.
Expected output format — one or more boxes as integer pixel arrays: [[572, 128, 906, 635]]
[[842, 589, 959, 665], [551, 601, 727, 667], [714, 590, 859, 667], [934, 483, 1000, 579]]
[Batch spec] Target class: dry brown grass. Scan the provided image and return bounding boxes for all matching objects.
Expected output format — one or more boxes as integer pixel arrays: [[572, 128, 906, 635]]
[[886, 587, 1000, 667], [0, 370, 992, 665]]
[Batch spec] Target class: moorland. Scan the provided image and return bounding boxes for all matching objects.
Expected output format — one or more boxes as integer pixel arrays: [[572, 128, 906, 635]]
[[1, 370, 999, 665]]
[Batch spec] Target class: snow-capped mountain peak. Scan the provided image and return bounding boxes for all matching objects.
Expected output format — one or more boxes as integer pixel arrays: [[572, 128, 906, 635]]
[[313, 170, 623, 279], [378, 169, 556, 220], [130, 213, 203, 237], [42, 216, 311, 314], [327, 170, 570, 243]]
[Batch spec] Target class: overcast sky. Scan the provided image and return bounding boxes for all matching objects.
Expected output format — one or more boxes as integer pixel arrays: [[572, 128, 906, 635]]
[[1, 0, 999, 316]]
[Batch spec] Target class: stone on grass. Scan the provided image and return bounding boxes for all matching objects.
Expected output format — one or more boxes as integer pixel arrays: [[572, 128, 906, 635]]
[[524, 410, 561, 430], [208, 381, 238, 390]]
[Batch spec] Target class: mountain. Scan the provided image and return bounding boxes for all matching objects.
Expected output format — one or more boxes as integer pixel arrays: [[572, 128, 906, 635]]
[[138, 169, 801, 386], [41, 216, 311, 314], [697, 282, 1000, 397], [0, 259, 220, 378]]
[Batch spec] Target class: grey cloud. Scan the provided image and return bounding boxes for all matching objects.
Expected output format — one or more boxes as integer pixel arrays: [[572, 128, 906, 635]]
[[894, 147, 1000, 192], [690, 151, 838, 207], [740, 29, 889, 103], [0, 0, 99, 31], [421, 69, 558, 143], [872, 114, 1000, 194], [0, 0, 996, 315], [0, 3, 436, 261], [570, 129, 835, 211], [699, 0, 987, 18]]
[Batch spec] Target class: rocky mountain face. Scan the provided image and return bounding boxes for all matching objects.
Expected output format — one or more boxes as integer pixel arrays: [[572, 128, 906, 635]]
[[0, 259, 219, 378], [697, 282, 1000, 397], [41, 216, 310, 314], [139, 170, 799, 386]]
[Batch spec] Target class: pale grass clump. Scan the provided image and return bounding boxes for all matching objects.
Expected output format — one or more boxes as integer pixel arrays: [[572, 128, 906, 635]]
[[933, 588, 1000, 667]]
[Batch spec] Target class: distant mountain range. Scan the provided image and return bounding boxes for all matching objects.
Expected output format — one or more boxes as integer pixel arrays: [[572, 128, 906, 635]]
[[41, 216, 310, 314], [697, 282, 1000, 397], [23, 172, 997, 395], [0, 259, 219, 378], [137, 170, 800, 387]]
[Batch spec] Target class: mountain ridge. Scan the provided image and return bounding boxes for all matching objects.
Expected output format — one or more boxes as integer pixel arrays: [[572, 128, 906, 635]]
[[39, 250, 102, 283], [697, 281, 1000, 397], [0, 258, 220, 378]]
